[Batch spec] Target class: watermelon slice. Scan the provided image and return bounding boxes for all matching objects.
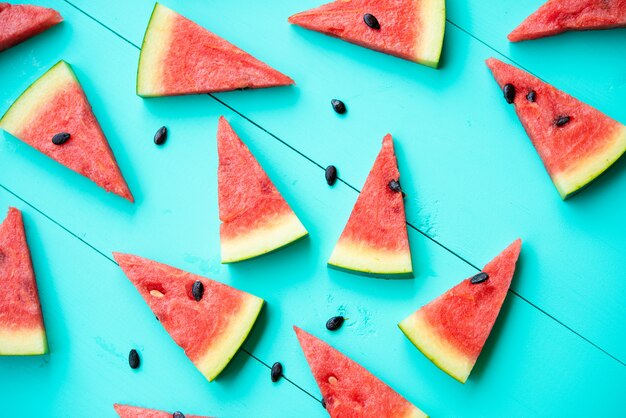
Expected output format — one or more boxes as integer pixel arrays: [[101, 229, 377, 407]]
[[113, 253, 264, 382], [0, 207, 47, 355], [328, 134, 412, 277], [0, 61, 134, 201], [486, 58, 626, 199], [217, 117, 308, 263], [0, 3, 62, 52], [137, 3, 294, 97], [288, 0, 446, 68], [114, 404, 210, 418], [509, 0, 626, 42], [399, 239, 521, 383], [294, 326, 428, 418]]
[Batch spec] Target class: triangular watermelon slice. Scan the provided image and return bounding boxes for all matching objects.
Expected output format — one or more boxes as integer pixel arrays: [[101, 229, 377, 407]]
[[0, 61, 134, 201], [113, 253, 264, 382], [294, 326, 428, 418], [508, 0, 626, 42], [217, 117, 308, 263], [328, 134, 412, 277], [288, 0, 446, 68], [114, 404, 211, 418], [486, 58, 626, 199], [0, 3, 62, 52], [399, 239, 521, 383], [0, 207, 48, 355], [137, 3, 294, 97]]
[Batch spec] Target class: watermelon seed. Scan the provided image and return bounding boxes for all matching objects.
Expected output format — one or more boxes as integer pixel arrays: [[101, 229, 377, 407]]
[[271, 362, 283, 382], [470, 272, 489, 284], [172, 412, 185, 418], [503, 84, 516, 104], [150, 289, 165, 298], [331, 99, 346, 114], [192, 280, 204, 301], [321, 398, 327, 409], [555, 116, 571, 127], [388, 180, 402, 193], [52, 132, 71, 145], [154, 126, 168, 145], [526, 90, 536, 102], [328, 376, 338, 385], [326, 315, 345, 331], [325, 165, 338, 185], [128, 349, 140, 369], [363, 13, 380, 29]]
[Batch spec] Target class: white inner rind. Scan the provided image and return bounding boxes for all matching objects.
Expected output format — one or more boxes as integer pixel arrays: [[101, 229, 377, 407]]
[[136, 3, 176, 96], [328, 239, 413, 276], [414, 0, 446, 68], [0, 61, 73, 135], [220, 211, 308, 263], [399, 310, 474, 384], [0, 327, 48, 355], [193, 294, 264, 381], [554, 125, 626, 199]]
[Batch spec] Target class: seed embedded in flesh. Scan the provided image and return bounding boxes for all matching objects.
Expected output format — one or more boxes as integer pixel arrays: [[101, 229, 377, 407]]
[[526, 90, 536, 102], [326, 315, 345, 331], [555, 115, 571, 127], [192, 280, 204, 301], [325, 165, 338, 185], [172, 412, 185, 418], [503, 84, 516, 104], [363, 13, 380, 29], [321, 398, 327, 409], [271, 362, 283, 382], [470, 272, 489, 284], [154, 126, 168, 145], [388, 180, 402, 193], [52, 132, 71, 145], [331, 99, 346, 114], [128, 349, 140, 369]]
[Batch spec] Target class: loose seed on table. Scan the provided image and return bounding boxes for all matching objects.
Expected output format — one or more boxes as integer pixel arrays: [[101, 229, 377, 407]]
[[172, 412, 185, 418], [154, 126, 168, 145], [388, 179, 402, 193], [128, 349, 140, 369], [192, 280, 204, 301], [52, 132, 71, 145], [325, 165, 338, 185], [503, 84, 516, 104], [555, 115, 570, 127], [526, 90, 536, 102], [331, 99, 346, 114], [326, 315, 345, 331], [363, 13, 380, 29], [470, 272, 489, 284], [271, 362, 283, 382]]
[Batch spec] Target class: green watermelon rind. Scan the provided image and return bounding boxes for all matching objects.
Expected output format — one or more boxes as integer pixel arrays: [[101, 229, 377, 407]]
[[327, 240, 414, 278], [416, 0, 446, 68], [0, 327, 48, 356], [327, 260, 414, 279], [221, 226, 309, 264], [136, 2, 167, 97]]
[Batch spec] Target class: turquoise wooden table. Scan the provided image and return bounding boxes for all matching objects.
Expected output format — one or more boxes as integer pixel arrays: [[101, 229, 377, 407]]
[[1, 0, 624, 416]]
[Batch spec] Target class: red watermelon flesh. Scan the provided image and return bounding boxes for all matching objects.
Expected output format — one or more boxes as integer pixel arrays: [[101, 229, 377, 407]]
[[486, 58, 626, 199], [0, 207, 47, 355], [328, 134, 412, 277], [294, 327, 428, 418], [114, 404, 210, 418], [509, 0, 626, 42], [217, 116, 307, 263], [137, 3, 294, 97], [0, 3, 62, 52], [0, 61, 133, 201], [288, 0, 446, 68], [113, 253, 264, 382], [399, 239, 521, 383]]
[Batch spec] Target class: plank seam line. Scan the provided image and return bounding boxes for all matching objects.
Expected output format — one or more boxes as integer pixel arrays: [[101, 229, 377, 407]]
[[59, 0, 626, 367]]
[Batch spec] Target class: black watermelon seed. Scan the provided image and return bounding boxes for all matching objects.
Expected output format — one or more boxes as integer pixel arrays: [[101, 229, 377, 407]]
[[325, 165, 338, 185], [192, 280, 204, 301], [388, 179, 402, 193], [321, 398, 327, 409], [271, 362, 283, 382], [503, 84, 516, 104], [470, 272, 489, 284], [172, 412, 185, 418], [154, 126, 168, 145], [326, 315, 345, 331], [331, 99, 346, 114], [52, 132, 71, 145], [128, 349, 140, 369], [526, 90, 536, 102], [363, 13, 380, 29], [555, 115, 571, 127]]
